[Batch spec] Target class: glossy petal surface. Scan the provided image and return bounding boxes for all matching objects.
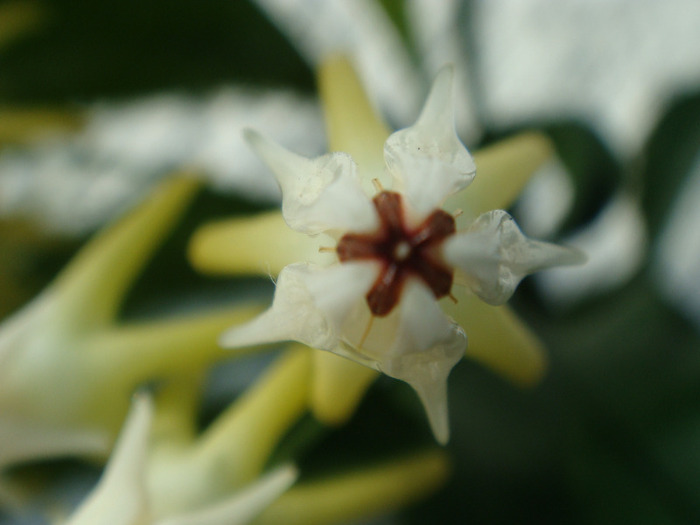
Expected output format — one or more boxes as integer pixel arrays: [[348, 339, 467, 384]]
[[245, 129, 378, 235], [67, 395, 152, 525], [213, 59, 586, 446], [384, 67, 476, 220], [378, 281, 465, 444], [220, 262, 378, 351], [443, 210, 586, 305]]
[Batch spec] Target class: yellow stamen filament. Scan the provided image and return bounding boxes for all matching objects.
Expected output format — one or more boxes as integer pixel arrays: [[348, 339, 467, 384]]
[[358, 315, 375, 349]]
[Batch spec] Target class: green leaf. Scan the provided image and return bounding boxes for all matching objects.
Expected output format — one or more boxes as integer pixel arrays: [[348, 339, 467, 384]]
[[641, 91, 700, 239], [543, 121, 624, 234], [0, 0, 313, 103]]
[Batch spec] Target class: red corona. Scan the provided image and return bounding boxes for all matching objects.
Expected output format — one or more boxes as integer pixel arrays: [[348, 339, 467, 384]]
[[337, 191, 456, 316]]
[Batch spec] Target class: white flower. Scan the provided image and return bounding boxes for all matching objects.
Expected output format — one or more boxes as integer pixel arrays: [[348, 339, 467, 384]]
[[66, 394, 299, 525], [219, 65, 585, 444], [66, 345, 449, 525], [0, 177, 260, 492]]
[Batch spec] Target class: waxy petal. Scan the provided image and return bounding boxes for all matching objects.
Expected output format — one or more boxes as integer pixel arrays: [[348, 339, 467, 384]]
[[384, 67, 476, 220], [211, 57, 587, 448], [69, 391, 299, 525], [379, 281, 466, 444], [67, 395, 152, 525], [443, 210, 587, 305], [244, 129, 378, 235], [219, 262, 378, 352], [145, 348, 309, 522], [0, 176, 239, 475], [154, 465, 297, 525]]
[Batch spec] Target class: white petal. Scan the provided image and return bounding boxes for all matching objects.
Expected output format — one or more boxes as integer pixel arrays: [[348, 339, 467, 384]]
[[374, 281, 466, 445], [220, 262, 378, 352], [155, 465, 298, 525], [244, 129, 378, 235], [443, 210, 587, 305], [384, 67, 476, 220], [67, 395, 152, 525]]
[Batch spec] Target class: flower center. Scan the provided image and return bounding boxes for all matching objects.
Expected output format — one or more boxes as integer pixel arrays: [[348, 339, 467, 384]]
[[336, 191, 456, 316], [393, 241, 411, 261]]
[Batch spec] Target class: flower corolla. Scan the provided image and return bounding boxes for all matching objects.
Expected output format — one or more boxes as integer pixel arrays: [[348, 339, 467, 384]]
[[66, 394, 299, 525], [220, 66, 584, 443]]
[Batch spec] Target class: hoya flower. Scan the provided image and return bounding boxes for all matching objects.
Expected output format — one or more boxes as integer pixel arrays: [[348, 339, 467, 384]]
[[0, 176, 261, 499], [66, 394, 299, 525], [143, 345, 449, 525], [66, 344, 448, 525], [193, 57, 585, 444]]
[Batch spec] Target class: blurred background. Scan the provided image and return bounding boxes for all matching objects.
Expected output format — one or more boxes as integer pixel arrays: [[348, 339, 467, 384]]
[[2, 0, 700, 523]]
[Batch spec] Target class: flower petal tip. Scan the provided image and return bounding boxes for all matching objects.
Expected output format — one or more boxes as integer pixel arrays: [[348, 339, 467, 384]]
[[560, 245, 588, 267], [431, 65, 455, 97], [218, 320, 268, 350], [414, 379, 451, 446], [245, 128, 377, 235], [444, 210, 587, 306], [418, 64, 456, 129], [384, 66, 475, 217]]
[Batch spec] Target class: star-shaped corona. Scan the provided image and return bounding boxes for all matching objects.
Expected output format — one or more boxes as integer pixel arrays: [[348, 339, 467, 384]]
[[218, 63, 585, 444], [337, 190, 456, 317]]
